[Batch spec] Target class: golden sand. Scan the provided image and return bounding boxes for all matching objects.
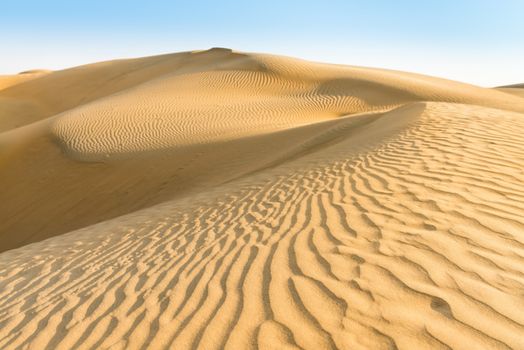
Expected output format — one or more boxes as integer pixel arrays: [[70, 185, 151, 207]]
[[0, 49, 523, 349]]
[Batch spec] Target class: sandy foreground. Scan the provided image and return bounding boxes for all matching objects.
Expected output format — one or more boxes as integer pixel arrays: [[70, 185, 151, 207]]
[[0, 48, 523, 349]]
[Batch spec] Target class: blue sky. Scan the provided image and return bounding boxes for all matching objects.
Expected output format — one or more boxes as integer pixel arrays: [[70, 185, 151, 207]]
[[1, 0, 523, 86]]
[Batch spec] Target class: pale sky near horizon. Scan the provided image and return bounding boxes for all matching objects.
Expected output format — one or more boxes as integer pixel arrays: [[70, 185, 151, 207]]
[[1, 0, 523, 87]]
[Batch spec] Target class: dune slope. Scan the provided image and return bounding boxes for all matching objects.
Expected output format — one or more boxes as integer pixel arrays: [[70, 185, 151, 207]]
[[2, 49, 524, 252], [0, 50, 523, 350], [496, 83, 524, 99]]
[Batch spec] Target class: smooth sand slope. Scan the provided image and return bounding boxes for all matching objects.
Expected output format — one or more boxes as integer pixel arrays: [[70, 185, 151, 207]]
[[496, 83, 524, 99], [0, 49, 523, 349]]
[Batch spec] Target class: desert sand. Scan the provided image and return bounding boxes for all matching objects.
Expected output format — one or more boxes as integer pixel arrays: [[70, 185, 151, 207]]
[[496, 83, 524, 99], [0, 48, 523, 349]]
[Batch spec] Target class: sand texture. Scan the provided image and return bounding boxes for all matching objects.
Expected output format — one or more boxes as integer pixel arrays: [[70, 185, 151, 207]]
[[0, 49, 523, 349], [496, 84, 524, 99]]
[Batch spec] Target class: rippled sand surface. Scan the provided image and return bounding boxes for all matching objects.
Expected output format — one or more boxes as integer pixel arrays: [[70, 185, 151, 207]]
[[1, 49, 523, 349]]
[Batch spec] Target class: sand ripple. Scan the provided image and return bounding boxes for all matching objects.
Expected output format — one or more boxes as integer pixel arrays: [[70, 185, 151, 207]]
[[1, 101, 523, 349]]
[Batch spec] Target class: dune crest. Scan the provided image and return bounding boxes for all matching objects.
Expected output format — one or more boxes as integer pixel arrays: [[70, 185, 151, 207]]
[[1, 50, 523, 349]]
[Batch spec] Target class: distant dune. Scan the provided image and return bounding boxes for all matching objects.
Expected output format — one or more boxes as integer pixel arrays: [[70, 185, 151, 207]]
[[0, 70, 50, 91], [496, 83, 524, 98], [0, 49, 523, 349]]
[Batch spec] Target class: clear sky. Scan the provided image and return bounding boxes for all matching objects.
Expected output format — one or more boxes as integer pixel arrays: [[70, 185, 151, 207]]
[[1, 0, 523, 86]]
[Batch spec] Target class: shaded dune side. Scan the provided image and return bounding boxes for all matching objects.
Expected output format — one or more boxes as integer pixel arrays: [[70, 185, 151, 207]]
[[1, 103, 523, 350], [0, 106, 383, 252]]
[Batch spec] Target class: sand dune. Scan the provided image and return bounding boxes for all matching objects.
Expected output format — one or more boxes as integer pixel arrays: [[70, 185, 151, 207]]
[[496, 83, 524, 99], [0, 70, 49, 90], [0, 49, 523, 349]]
